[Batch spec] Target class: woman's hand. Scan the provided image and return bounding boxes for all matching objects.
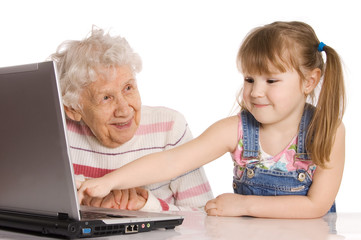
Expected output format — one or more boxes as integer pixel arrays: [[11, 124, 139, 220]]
[[102, 188, 148, 210], [81, 188, 148, 211], [205, 193, 246, 217]]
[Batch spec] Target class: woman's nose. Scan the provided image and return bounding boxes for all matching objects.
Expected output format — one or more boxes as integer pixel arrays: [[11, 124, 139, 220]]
[[114, 96, 131, 117]]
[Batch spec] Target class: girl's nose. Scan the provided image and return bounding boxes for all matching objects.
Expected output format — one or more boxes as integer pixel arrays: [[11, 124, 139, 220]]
[[250, 82, 265, 98]]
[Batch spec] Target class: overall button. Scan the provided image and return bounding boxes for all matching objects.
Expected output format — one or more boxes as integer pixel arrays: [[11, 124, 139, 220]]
[[298, 172, 306, 182], [247, 168, 255, 178], [233, 182, 237, 189]]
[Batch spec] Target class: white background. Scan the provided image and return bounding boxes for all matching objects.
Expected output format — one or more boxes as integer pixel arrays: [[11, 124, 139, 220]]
[[1, 0, 360, 212]]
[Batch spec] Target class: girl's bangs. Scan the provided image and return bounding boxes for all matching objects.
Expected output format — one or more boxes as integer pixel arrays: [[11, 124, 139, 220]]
[[238, 30, 294, 75], [239, 49, 290, 76]]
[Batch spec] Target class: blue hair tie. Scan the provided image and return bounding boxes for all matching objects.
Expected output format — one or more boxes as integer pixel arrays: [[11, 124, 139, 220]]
[[318, 42, 326, 52]]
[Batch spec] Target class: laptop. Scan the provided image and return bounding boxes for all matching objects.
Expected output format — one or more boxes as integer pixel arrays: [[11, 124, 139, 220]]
[[0, 61, 184, 238]]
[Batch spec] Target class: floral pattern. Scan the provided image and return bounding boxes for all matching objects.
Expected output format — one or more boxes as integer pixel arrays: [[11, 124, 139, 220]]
[[232, 120, 316, 179]]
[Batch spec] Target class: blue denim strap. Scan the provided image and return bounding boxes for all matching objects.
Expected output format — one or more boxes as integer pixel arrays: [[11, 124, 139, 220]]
[[296, 104, 315, 160], [241, 110, 260, 158], [241, 104, 315, 159]]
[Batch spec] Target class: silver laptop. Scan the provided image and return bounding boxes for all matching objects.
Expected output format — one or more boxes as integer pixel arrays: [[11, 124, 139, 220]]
[[0, 61, 183, 238]]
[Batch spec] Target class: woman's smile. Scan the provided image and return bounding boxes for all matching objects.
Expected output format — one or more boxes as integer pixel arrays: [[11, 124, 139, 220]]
[[111, 118, 133, 130]]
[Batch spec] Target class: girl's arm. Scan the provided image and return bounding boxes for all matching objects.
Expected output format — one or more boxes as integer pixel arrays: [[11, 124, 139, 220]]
[[78, 116, 239, 202], [205, 122, 345, 218]]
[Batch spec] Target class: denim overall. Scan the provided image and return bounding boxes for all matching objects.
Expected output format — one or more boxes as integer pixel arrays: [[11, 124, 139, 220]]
[[233, 104, 336, 212]]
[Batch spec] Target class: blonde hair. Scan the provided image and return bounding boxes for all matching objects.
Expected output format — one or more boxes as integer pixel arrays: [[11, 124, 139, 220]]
[[236, 21, 345, 167], [49, 26, 142, 109]]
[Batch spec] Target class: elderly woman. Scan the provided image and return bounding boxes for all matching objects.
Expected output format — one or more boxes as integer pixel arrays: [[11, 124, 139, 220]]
[[50, 27, 213, 212]]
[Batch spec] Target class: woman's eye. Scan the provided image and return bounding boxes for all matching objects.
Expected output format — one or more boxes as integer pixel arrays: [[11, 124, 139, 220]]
[[125, 85, 133, 91], [103, 96, 110, 101]]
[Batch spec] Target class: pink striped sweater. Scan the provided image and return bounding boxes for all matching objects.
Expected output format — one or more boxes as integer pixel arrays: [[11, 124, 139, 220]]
[[67, 105, 213, 211]]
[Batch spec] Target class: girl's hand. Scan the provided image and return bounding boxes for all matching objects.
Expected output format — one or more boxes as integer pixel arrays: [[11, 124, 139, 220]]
[[205, 193, 246, 217], [75, 180, 83, 190], [77, 176, 113, 203]]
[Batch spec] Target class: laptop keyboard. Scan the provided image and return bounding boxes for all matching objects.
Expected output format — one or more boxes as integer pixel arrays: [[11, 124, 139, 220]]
[[80, 211, 129, 220], [80, 211, 111, 220]]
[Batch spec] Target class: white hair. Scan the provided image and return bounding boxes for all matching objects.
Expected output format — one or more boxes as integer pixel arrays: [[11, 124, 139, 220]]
[[49, 27, 142, 109]]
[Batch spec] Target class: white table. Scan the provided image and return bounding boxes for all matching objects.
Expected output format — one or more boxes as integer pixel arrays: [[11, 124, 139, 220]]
[[0, 211, 360, 239]]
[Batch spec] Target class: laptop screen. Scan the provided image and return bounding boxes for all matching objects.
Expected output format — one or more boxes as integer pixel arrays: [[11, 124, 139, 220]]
[[0, 61, 81, 220]]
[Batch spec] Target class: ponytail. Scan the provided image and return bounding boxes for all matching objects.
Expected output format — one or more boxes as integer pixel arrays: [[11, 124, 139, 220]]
[[307, 45, 346, 167]]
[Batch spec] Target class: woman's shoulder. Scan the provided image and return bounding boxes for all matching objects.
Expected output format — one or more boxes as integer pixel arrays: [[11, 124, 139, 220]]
[[141, 105, 187, 123]]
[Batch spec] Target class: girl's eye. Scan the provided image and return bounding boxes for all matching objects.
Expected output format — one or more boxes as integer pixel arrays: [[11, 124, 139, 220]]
[[244, 77, 254, 83], [267, 79, 278, 84]]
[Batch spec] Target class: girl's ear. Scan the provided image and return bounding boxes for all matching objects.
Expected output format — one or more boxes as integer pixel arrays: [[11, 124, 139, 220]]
[[303, 68, 321, 94], [64, 105, 82, 122]]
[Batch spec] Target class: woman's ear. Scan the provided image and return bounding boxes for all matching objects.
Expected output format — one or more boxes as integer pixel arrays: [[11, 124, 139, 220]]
[[303, 68, 321, 94], [64, 105, 82, 122]]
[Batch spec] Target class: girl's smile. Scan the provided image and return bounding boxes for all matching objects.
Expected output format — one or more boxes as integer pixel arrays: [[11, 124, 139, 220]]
[[252, 103, 270, 108]]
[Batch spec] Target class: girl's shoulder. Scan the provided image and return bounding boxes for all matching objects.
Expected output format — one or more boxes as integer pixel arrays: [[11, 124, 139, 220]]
[[209, 115, 240, 153], [212, 115, 240, 130]]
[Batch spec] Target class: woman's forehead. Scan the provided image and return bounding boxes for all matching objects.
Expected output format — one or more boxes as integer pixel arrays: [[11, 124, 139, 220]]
[[87, 78, 136, 95], [82, 67, 136, 96]]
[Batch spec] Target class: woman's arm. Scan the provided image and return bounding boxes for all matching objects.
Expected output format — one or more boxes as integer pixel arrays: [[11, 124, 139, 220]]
[[78, 116, 239, 202], [205, 122, 345, 218]]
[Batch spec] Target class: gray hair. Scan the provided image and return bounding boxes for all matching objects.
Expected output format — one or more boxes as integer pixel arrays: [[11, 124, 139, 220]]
[[49, 27, 142, 109]]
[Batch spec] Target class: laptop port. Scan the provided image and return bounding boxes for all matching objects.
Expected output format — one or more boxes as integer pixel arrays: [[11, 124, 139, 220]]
[[133, 225, 138, 231], [126, 225, 132, 233], [82, 227, 92, 235], [125, 225, 139, 233]]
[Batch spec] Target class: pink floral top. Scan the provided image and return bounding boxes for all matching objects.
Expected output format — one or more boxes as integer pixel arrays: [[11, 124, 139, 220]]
[[231, 115, 317, 179]]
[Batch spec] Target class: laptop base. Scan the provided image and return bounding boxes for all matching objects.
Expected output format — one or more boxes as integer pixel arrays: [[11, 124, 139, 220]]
[[0, 210, 183, 239]]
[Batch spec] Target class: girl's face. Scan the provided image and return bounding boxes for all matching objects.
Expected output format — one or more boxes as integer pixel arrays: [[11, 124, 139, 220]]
[[242, 68, 307, 128]]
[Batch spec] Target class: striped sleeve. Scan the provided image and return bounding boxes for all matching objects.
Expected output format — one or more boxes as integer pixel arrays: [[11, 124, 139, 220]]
[[146, 111, 214, 211]]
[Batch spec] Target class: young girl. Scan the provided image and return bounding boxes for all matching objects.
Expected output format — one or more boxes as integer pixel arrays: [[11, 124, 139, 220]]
[[77, 21, 346, 218]]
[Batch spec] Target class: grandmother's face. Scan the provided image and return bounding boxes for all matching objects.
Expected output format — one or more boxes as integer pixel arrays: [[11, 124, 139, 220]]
[[66, 65, 141, 148]]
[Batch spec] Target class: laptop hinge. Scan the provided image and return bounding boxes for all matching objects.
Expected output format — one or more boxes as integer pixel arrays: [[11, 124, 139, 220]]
[[58, 212, 69, 220]]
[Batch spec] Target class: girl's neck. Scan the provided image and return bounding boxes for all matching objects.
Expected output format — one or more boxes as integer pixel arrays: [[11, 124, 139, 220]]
[[259, 110, 303, 157], [260, 125, 298, 156]]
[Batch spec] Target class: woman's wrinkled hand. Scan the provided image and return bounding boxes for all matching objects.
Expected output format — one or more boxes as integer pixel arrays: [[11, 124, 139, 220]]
[[79, 185, 148, 211]]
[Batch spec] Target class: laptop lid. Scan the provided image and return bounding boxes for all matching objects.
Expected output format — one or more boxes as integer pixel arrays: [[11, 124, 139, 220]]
[[0, 61, 81, 220], [0, 61, 184, 238]]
